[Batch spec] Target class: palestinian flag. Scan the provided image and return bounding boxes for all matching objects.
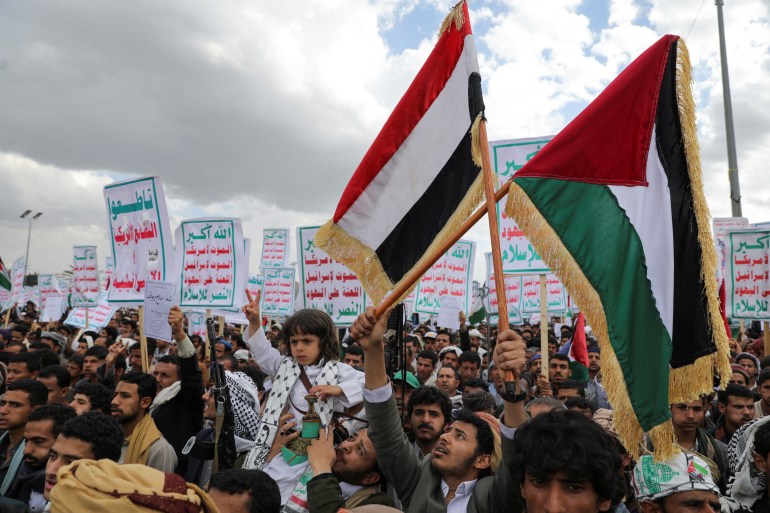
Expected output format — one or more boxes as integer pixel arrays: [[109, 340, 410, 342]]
[[559, 313, 589, 384], [315, 1, 485, 304], [469, 290, 487, 325], [505, 35, 730, 459], [0, 256, 11, 291]]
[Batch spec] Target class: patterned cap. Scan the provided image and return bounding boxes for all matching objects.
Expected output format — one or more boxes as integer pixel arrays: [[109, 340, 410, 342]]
[[631, 452, 720, 502]]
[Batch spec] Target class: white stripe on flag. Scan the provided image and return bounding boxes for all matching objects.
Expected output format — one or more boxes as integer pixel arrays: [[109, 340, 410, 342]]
[[338, 35, 480, 250], [608, 125, 674, 338]]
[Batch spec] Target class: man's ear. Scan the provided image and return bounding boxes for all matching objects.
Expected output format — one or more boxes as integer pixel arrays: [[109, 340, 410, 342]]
[[140, 396, 153, 410], [360, 472, 381, 486], [717, 402, 726, 415], [754, 452, 769, 473], [473, 454, 491, 471], [638, 500, 662, 513]]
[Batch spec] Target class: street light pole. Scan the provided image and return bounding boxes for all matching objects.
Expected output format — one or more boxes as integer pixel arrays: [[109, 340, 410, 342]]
[[20, 210, 43, 284], [715, 0, 742, 217]]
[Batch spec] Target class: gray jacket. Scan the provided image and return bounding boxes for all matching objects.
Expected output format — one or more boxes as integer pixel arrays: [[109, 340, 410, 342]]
[[365, 393, 520, 513]]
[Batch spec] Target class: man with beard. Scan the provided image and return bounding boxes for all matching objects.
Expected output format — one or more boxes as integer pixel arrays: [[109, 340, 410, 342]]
[[0, 379, 48, 491], [415, 350, 438, 387], [407, 387, 451, 460], [4, 404, 76, 511], [112, 371, 177, 472], [351, 307, 527, 513], [306, 427, 392, 512]]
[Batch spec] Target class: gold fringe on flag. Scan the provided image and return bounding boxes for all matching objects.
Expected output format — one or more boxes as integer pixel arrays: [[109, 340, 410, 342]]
[[505, 181, 677, 461], [669, 38, 732, 397], [438, 1, 467, 38], [470, 113, 484, 168]]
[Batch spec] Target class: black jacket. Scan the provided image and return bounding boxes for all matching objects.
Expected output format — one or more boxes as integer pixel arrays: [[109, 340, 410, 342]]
[[151, 352, 204, 476]]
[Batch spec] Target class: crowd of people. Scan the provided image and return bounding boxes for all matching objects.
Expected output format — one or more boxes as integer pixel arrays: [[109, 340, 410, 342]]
[[0, 293, 768, 513]]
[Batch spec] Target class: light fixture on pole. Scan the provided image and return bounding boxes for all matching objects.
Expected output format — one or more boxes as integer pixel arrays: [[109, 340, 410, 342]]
[[20, 210, 43, 284]]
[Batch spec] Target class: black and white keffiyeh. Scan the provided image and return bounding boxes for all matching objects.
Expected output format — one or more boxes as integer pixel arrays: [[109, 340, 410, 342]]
[[722, 415, 770, 511], [226, 371, 261, 443]]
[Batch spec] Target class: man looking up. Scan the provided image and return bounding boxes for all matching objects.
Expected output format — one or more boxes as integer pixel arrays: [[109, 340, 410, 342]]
[[43, 412, 124, 502], [112, 371, 177, 472], [0, 379, 48, 491], [407, 386, 451, 460], [5, 404, 76, 511], [351, 307, 527, 513]]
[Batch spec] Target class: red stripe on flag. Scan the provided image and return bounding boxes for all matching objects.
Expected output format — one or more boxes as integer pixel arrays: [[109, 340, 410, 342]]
[[570, 313, 589, 367], [514, 34, 678, 187], [719, 278, 731, 338], [333, 2, 473, 223]]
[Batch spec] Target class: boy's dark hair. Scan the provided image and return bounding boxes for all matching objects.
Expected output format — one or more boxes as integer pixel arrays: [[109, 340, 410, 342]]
[[9, 352, 42, 373], [458, 351, 481, 368], [84, 346, 109, 360], [120, 371, 158, 404], [416, 350, 437, 365], [72, 381, 113, 413], [564, 396, 595, 413], [754, 420, 770, 459], [68, 353, 84, 369], [718, 383, 754, 405], [281, 309, 339, 363], [757, 369, 770, 387], [209, 468, 281, 513], [28, 403, 77, 437], [7, 379, 48, 407], [550, 353, 570, 364], [463, 377, 489, 390], [510, 410, 624, 508], [345, 345, 364, 360], [38, 365, 71, 388], [31, 348, 60, 369], [60, 412, 124, 462], [555, 379, 585, 397], [407, 386, 451, 424]]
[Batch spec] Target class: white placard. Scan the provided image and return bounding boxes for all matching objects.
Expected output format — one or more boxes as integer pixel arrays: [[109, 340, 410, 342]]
[[261, 228, 290, 268], [176, 218, 245, 308], [41, 296, 65, 323], [437, 296, 462, 330], [414, 240, 475, 316], [65, 291, 118, 330], [725, 229, 770, 319], [261, 267, 296, 317], [72, 246, 100, 307], [104, 176, 173, 304], [143, 280, 176, 342]]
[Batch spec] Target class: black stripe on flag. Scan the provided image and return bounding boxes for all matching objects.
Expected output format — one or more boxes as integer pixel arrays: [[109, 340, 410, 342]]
[[374, 73, 484, 284], [655, 44, 716, 368]]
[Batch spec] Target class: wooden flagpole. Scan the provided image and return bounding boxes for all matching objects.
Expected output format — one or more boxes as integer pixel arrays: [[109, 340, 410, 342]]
[[3, 307, 11, 328], [374, 179, 512, 317], [138, 306, 149, 373], [478, 120, 519, 390]]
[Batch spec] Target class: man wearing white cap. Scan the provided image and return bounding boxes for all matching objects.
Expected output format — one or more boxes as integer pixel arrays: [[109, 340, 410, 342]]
[[468, 329, 483, 352], [422, 331, 438, 353], [631, 452, 721, 513]]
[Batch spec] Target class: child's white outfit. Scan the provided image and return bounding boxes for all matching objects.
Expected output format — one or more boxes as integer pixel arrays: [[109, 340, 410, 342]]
[[241, 326, 364, 505]]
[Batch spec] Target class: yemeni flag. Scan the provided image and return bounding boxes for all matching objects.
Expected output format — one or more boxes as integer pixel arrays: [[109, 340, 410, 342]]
[[315, 1, 485, 304], [505, 35, 730, 460], [0, 256, 11, 292]]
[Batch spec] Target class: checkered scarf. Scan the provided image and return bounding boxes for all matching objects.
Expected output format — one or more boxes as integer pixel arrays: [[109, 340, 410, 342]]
[[242, 357, 339, 470]]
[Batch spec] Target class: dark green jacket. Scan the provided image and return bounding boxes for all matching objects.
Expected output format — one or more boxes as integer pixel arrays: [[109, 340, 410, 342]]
[[307, 473, 392, 513]]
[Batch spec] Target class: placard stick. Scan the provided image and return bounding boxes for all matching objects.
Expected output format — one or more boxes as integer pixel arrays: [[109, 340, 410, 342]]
[[218, 316, 225, 338], [138, 306, 149, 372], [204, 309, 213, 360], [3, 307, 11, 328], [739, 320, 746, 348], [539, 274, 549, 372], [764, 322, 770, 359]]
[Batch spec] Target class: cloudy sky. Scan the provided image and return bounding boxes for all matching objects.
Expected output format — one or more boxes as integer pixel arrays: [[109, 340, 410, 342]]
[[1, 0, 768, 285]]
